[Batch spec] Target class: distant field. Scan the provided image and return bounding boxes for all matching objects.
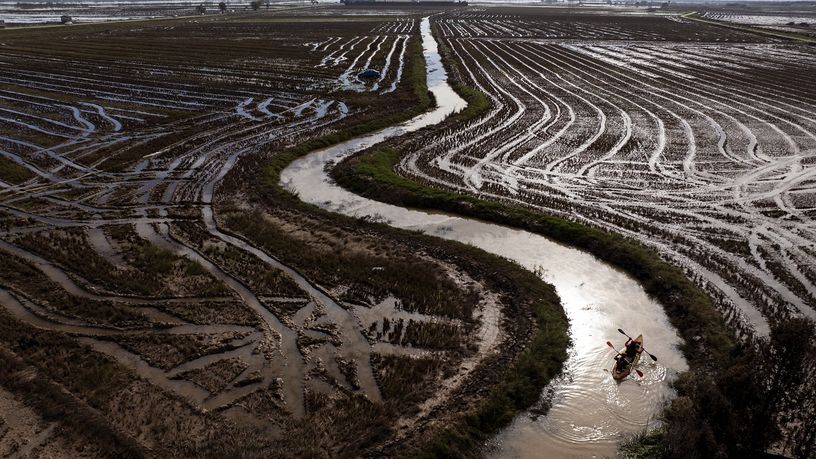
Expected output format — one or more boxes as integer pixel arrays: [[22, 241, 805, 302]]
[[701, 9, 816, 37]]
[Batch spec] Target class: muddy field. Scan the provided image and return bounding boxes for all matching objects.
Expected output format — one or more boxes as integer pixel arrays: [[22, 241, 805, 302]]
[[691, 3, 816, 38], [4, 3, 816, 457], [391, 7, 816, 340], [0, 8, 544, 456], [0, 0, 283, 25]]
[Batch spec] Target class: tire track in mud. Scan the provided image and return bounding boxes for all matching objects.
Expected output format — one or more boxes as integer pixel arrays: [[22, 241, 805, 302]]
[[0, 15, 453, 431]]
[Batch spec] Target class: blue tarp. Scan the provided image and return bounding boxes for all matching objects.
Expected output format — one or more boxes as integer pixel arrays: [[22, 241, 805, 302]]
[[358, 69, 381, 79]]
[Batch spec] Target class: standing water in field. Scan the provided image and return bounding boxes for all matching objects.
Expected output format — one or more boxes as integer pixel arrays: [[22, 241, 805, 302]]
[[281, 16, 688, 458]]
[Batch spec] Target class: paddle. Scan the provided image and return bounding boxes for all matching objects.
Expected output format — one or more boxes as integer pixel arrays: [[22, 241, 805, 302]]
[[617, 328, 658, 362], [606, 341, 644, 378]]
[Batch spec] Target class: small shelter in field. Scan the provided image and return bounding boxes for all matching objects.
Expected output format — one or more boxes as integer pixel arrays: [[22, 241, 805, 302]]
[[358, 69, 381, 80]]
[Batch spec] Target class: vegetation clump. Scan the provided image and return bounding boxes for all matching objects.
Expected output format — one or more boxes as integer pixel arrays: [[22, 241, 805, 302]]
[[631, 318, 816, 458]]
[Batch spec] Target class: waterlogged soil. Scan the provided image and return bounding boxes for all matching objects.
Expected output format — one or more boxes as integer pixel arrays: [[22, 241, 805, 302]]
[[401, 7, 816, 341], [0, 5, 771, 457], [281, 15, 688, 459], [0, 385, 100, 458], [321, 6, 816, 456], [0, 8, 535, 456]]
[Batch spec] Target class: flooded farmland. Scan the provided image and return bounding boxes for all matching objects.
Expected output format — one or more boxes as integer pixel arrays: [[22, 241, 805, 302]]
[[1, 3, 815, 459], [281, 21, 688, 455]]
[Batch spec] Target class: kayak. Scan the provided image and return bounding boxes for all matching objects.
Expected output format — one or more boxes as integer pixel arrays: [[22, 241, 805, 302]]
[[612, 334, 643, 380]]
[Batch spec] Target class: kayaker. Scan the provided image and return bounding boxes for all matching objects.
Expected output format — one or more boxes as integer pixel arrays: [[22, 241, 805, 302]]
[[614, 354, 630, 371], [624, 338, 641, 359]]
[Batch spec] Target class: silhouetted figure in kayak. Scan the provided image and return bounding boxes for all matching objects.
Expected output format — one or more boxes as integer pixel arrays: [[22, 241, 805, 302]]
[[624, 338, 641, 359], [611, 332, 647, 380], [614, 354, 631, 371]]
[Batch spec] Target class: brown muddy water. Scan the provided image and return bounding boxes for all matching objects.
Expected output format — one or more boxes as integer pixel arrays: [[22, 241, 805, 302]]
[[281, 16, 688, 458]]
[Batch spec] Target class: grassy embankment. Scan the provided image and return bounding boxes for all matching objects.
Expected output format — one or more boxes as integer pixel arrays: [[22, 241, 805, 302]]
[[333, 84, 734, 364], [258, 31, 570, 456]]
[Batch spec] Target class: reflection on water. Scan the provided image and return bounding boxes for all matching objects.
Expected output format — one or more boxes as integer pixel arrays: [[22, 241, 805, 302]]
[[281, 16, 688, 458]]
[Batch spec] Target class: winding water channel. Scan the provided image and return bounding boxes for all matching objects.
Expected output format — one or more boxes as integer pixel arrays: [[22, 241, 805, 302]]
[[281, 17, 689, 457]]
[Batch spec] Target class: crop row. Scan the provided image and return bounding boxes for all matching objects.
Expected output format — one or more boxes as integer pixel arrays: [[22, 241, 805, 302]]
[[398, 14, 816, 338]]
